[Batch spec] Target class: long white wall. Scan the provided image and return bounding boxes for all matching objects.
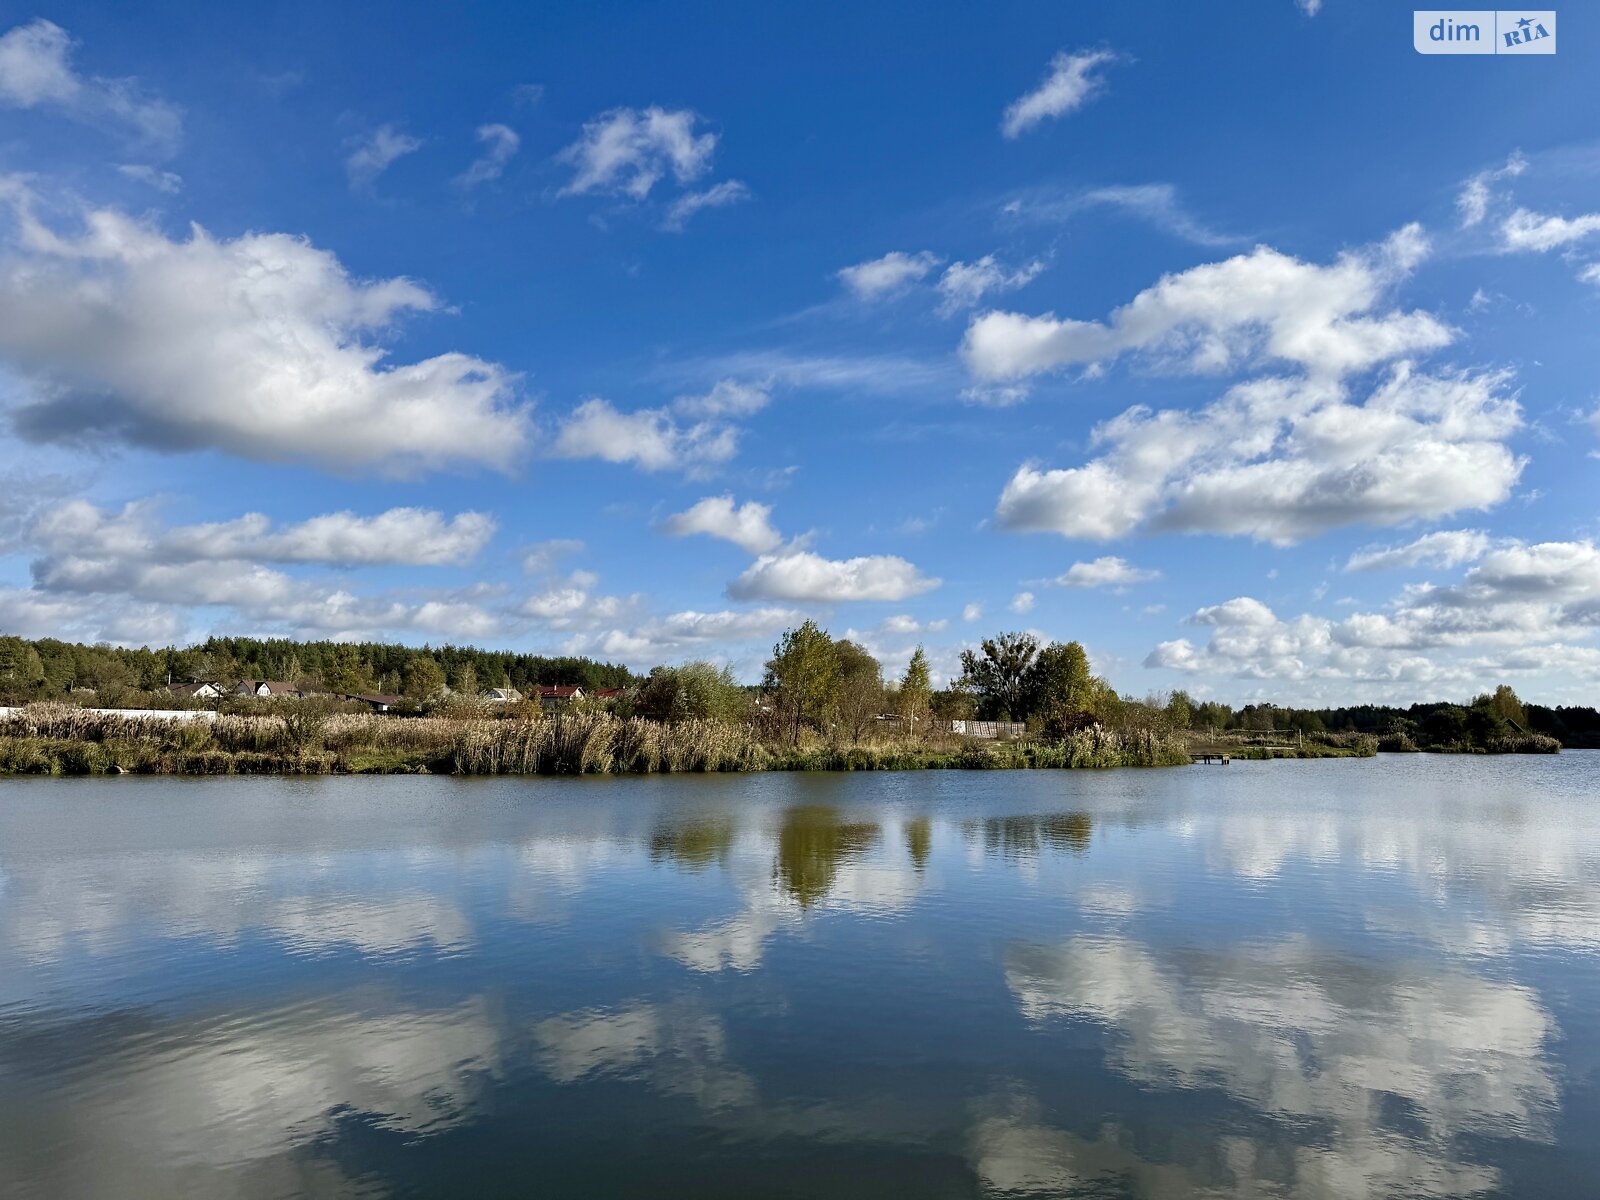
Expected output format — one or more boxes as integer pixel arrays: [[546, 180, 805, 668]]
[[0, 707, 218, 721]]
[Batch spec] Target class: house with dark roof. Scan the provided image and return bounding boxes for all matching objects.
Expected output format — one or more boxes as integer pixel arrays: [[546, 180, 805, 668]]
[[345, 693, 403, 713], [235, 680, 306, 698], [168, 681, 223, 699], [537, 685, 584, 705]]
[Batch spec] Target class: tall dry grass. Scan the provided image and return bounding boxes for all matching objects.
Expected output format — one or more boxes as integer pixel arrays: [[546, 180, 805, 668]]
[[0, 703, 1191, 776]]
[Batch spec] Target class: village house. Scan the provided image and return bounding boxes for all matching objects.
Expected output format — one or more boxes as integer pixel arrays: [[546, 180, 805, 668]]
[[593, 687, 628, 701], [168, 681, 223, 699], [481, 686, 523, 703], [537, 685, 584, 706], [345, 693, 403, 713], [235, 680, 306, 699]]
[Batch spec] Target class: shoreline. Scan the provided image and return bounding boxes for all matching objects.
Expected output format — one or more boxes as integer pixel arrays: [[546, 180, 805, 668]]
[[2, 705, 1568, 779]]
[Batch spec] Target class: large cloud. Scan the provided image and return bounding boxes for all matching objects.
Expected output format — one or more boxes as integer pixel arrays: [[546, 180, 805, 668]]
[[35, 499, 495, 567], [996, 367, 1522, 544], [4, 495, 506, 643], [729, 550, 939, 603], [0, 182, 528, 473], [964, 226, 1444, 382], [1145, 540, 1600, 698]]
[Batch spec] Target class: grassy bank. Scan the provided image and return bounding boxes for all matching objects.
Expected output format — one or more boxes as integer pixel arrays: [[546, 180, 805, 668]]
[[0, 704, 1191, 776], [1374, 730, 1562, 754], [1186, 731, 1380, 760]]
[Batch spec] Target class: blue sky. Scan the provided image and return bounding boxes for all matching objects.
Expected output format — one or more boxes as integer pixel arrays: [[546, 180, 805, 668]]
[[1, 1, 1598, 704]]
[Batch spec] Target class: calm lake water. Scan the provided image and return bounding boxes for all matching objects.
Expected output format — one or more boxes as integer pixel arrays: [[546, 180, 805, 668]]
[[2, 755, 1599, 1198]]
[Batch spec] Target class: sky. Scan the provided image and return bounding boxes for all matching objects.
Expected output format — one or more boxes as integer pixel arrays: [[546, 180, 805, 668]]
[[0, 1, 1598, 706]]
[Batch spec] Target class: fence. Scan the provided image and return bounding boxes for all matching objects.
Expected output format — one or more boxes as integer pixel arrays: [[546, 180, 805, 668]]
[[932, 719, 1027, 740], [0, 707, 217, 722]]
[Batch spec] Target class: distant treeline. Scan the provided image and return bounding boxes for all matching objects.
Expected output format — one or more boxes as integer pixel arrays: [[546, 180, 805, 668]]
[[2, 630, 1594, 751], [0, 634, 635, 704], [1169, 686, 1591, 751]]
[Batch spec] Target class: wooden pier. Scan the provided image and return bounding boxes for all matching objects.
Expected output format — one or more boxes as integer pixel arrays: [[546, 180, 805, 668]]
[[1192, 752, 1231, 765]]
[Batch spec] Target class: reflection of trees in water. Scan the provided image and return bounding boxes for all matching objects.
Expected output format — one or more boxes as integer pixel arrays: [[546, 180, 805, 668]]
[[649, 817, 736, 872], [773, 805, 881, 907], [965, 813, 1093, 858], [905, 817, 932, 872]]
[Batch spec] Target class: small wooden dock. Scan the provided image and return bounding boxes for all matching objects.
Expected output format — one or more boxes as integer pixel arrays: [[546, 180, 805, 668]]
[[1192, 752, 1230, 765]]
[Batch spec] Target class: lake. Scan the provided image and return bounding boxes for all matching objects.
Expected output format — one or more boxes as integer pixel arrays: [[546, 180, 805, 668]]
[[2, 755, 1598, 1198]]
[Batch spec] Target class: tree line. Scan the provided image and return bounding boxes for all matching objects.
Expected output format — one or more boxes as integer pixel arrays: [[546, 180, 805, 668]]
[[1159, 684, 1597, 749], [3, 628, 1595, 749], [0, 634, 633, 706]]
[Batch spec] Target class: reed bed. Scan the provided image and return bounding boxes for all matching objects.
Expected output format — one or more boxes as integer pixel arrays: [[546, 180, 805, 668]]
[[0, 703, 1190, 776]]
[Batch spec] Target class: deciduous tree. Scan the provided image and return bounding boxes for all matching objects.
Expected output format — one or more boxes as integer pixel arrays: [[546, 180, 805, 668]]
[[834, 640, 884, 745], [765, 620, 842, 743], [958, 632, 1039, 721], [898, 647, 932, 734]]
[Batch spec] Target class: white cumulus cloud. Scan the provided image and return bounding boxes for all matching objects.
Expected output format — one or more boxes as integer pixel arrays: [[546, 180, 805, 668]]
[[1500, 207, 1600, 253], [558, 106, 718, 199], [1056, 556, 1160, 588], [1145, 540, 1600, 700], [34, 500, 495, 567], [963, 226, 1445, 382], [0, 182, 528, 473], [553, 398, 739, 473], [936, 255, 1045, 314], [995, 367, 1522, 544], [729, 550, 939, 603], [837, 250, 941, 301], [660, 496, 783, 554]]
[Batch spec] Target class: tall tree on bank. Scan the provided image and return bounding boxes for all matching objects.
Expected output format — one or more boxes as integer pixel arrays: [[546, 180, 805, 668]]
[[834, 639, 884, 745], [765, 620, 843, 744], [898, 647, 932, 734], [958, 632, 1039, 721], [1023, 640, 1095, 726], [1486, 684, 1528, 729]]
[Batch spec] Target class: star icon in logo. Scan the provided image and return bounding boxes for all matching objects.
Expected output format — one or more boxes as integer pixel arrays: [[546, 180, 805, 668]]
[[1517, 15, 1534, 29]]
